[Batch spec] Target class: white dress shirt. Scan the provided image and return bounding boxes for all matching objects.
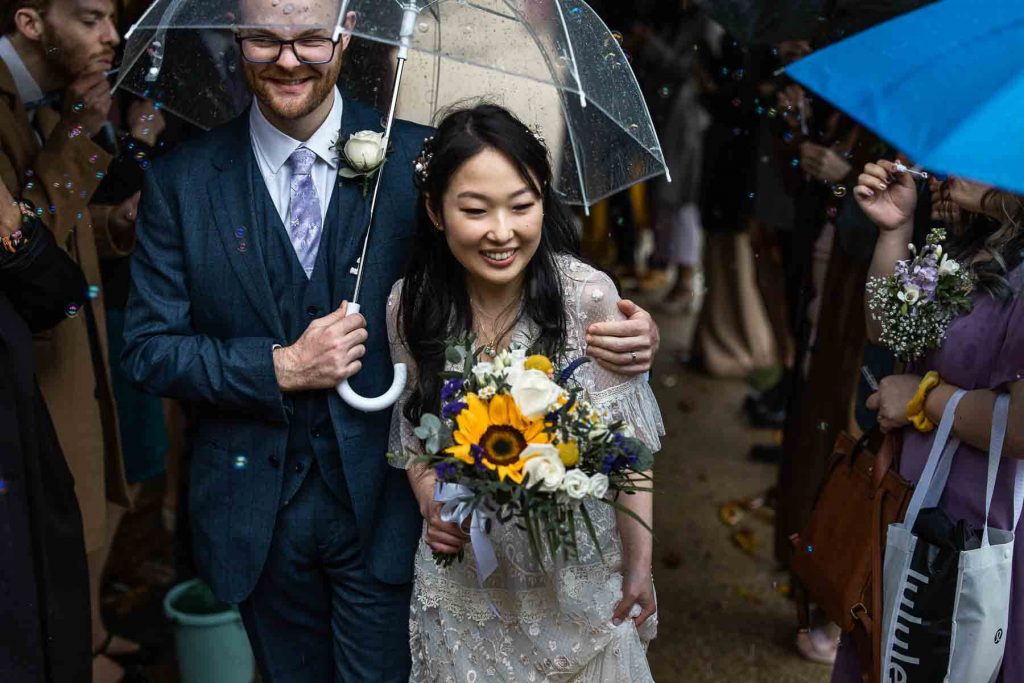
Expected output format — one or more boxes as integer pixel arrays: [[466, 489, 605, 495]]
[[249, 86, 343, 227]]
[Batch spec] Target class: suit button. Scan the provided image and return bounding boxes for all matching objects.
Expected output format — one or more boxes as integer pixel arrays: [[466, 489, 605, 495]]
[[294, 462, 305, 473], [311, 429, 321, 438], [306, 305, 319, 317], [268, 456, 280, 468]]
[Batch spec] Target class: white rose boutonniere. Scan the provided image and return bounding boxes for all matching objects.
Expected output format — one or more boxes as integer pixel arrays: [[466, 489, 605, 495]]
[[334, 130, 387, 197]]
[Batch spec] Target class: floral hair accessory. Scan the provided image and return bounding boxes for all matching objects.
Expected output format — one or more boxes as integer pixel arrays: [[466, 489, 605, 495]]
[[413, 136, 435, 187]]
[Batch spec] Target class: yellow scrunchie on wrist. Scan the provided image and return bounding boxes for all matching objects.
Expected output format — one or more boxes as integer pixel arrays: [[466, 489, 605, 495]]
[[905, 371, 942, 432]]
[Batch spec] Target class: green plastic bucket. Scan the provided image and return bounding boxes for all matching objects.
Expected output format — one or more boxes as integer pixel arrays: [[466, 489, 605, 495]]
[[163, 579, 255, 683]]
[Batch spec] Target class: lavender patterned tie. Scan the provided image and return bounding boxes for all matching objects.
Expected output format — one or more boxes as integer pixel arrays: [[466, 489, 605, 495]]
[[287, 147, 322, 278]]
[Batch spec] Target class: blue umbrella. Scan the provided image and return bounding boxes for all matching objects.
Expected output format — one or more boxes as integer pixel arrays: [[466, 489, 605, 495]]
[[786, 0, 1024, 194]]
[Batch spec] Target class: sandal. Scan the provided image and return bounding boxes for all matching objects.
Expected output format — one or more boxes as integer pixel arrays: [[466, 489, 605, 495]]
[[94, 633, 158, 668]]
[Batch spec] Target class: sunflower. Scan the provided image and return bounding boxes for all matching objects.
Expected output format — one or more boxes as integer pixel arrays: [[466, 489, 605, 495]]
[[446, 393, 550, 483]]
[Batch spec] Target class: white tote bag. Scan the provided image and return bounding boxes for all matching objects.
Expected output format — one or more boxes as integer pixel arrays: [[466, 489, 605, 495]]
[[881, 392, 1022, 682]]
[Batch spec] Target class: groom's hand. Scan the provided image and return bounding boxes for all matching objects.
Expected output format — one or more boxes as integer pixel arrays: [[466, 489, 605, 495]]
[[586, 300, 660, 375], [273, 302, 368, 392]]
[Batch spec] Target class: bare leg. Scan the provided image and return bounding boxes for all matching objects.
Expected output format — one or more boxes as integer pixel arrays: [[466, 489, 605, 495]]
[[90, 492, 140, 682]]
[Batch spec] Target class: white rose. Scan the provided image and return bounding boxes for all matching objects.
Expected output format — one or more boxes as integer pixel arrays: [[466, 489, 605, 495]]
[[560, 469, 590, 499], [939, 256, 960, 276], [344, 131, 386, 172], [587, 473, 610, 499], [472, 362, 494, 385], [898, 284, 921, 305], [510, 369, 565, 419], [521, 446, 565, 492]]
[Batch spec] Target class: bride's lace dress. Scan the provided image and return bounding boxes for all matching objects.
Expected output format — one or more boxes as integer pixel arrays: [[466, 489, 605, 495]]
[[386, 255, 665, 682]]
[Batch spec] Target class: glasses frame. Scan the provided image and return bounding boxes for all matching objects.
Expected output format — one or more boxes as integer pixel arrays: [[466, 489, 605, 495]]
[[234, 34, 340, 65]]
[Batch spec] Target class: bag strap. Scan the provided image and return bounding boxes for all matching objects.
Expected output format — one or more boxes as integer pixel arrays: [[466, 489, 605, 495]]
[[982, 394, 1022, 546], [902, 389, 967, 531], [870, 489, 884, 683]]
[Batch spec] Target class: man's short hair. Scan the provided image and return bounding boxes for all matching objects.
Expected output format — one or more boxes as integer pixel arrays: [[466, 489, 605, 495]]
[[2, 0, 51, 36]]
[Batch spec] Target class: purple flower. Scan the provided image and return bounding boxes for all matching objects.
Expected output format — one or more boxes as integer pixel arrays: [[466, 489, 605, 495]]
[[435, 462, 457, 480], [440, 378, 464, 403], [471, 444, 487, 471], [895, 259, 911, 287], [442, 401, 468, 421], [912, 264, 939, 300]]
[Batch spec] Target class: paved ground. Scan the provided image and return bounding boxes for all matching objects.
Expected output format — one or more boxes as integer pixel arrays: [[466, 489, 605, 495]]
[[645, 309, 832, 683], [106, 307, 834, 682]]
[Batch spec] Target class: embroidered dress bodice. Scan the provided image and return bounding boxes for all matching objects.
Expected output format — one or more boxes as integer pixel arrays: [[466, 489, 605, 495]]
[[386, 255, 665, 682]]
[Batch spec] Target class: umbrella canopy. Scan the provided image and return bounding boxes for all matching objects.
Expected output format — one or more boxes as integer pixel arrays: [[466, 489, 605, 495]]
[[115, 0, 667, 208], [786, 0, 1024, 195]]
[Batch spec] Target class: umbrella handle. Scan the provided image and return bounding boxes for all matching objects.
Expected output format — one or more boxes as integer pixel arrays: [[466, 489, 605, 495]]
[[335, 303, 407, 412]]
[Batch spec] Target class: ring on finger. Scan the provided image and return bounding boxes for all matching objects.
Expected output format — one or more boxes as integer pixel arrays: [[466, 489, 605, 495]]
[[630, 351, 637, 363]]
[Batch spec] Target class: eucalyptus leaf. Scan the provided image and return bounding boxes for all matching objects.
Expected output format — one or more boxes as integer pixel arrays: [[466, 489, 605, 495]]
[[627, 438, 655, 471], [445, 345, 465, 365], [413, 413, 442, 441]]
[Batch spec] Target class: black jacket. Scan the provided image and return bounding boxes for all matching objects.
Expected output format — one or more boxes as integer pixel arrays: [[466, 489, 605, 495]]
[[0, 216, 91, 682]]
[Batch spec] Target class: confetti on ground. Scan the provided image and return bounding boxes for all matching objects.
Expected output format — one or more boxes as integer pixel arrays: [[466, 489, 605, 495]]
[[731, 528, 761, 556]]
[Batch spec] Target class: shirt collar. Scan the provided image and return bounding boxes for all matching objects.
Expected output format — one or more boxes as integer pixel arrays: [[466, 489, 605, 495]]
[[249, 86, 343, 173], [0, 36, 44, 107]]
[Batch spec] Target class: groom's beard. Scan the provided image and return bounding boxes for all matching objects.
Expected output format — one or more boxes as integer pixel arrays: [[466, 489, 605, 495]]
[[244, 61, 341, 121]]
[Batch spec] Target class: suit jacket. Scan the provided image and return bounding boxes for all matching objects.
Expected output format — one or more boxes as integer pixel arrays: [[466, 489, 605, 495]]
[[0, 59, 130, 554], [122, 96, 430, 602]]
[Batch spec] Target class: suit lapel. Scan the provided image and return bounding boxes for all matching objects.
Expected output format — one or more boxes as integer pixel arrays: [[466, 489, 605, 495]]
[[209, 115, 286, 339], [330, 98, 382, 303]]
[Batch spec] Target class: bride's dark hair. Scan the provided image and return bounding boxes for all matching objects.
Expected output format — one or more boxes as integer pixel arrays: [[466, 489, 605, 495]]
[[399, 103, 581, 423]]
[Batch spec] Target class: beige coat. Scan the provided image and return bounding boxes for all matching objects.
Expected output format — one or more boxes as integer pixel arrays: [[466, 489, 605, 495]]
[[0, 60, 130, 553]]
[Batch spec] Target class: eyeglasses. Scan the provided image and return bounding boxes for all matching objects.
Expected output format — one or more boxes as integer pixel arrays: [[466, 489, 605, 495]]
[[236, 35, 339, 65]]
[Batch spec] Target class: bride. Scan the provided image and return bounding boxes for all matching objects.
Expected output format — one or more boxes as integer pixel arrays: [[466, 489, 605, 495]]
[[386, 104, 664, 681]]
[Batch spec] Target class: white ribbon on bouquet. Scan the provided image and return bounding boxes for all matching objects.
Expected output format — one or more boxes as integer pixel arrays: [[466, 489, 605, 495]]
[[434, 482, 499, 591]]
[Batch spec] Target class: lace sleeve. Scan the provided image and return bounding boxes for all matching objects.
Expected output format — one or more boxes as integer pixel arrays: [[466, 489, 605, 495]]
[[566, 262, 665, 453], [386, 280, 421, 469]]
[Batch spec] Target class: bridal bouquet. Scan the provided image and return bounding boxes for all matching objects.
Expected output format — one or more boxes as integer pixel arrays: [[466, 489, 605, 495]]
[[866, 228, 974, 362], [397, 339, 653, 571]]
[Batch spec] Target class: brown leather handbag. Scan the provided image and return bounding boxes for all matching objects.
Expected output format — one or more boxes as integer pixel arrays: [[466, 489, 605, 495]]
[[789, 430, 910, 683]]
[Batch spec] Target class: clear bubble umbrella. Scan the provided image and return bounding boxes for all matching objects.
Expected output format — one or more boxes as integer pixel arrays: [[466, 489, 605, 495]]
[[115, 0, 669, 411]]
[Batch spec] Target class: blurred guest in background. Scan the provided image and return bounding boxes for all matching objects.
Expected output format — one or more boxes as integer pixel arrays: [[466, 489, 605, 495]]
[[0, 178, 91, 682], [0, 1, 151, 679], [833, 163, 1024, 682], [633, 0, 710, 311]]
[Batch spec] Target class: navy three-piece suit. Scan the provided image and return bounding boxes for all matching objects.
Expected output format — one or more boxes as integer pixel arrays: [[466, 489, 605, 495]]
[[122, 97, 431, 681]]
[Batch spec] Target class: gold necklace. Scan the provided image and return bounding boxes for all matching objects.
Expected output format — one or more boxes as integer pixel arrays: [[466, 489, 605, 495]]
[[471, 297, 520, 358]]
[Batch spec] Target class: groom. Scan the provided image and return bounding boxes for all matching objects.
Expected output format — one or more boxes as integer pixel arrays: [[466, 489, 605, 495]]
[[123, 0, 660, 680]]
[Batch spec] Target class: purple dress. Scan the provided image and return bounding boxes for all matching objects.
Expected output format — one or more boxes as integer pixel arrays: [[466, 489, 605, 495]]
[[832, 264, 1024, 683]]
